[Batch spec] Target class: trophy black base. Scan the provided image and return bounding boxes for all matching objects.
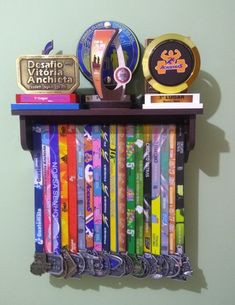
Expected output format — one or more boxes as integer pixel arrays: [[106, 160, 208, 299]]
[[83, 101, 132, 109], [80, 94, 141, 109]]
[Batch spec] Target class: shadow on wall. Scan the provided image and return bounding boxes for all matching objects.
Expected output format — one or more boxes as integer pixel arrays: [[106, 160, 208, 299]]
[[49, 70, 229, 292], [182, 69, 229, 291]]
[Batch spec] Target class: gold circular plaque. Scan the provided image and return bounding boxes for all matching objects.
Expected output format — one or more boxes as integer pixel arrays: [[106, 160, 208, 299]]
[[142, 33, 200, 94]]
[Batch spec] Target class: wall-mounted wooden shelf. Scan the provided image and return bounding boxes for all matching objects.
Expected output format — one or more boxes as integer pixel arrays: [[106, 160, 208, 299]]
[[11, 107, 203, 161]]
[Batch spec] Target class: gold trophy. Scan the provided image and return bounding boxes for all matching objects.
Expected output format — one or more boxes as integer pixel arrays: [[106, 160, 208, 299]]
[[142, 33, 202, 109], [77, 21, 140, 108]]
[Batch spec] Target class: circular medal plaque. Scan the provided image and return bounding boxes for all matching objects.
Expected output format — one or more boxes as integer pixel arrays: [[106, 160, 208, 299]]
[[142, 33, 200, 93], [77, 21, 140, 83]]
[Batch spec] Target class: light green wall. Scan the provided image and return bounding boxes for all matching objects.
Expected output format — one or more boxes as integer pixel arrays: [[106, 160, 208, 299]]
[[0, 0, 235, 304]]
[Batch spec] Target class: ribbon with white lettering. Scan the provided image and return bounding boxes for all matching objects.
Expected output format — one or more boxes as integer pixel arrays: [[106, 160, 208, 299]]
[[49, 125, 61, 254], [33, 125, 44, 253], [101, 125, 110, 252]]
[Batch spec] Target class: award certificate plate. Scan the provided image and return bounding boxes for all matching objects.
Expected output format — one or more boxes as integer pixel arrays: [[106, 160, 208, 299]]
[[142, 34, 200, 94], [17, 55, 79, 93]]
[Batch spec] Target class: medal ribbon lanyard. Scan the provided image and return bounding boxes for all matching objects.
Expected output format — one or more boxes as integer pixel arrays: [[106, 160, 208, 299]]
[[58, 125, 69, 249], [84, 124, 94, 249], [101, 125, 110, 252], [135, 125, 144, 255], [33, 125, 44, 254], [117, 125, 127, 252], [110, 124, 117, 252], [77, 125, 86, 251], [169, 125, 176, 255], [176, 125, 185, 254], [93, 125, 102, 252], [31, 125, 52, 276], [126, 125, 136, 254], [143, 125, 152, 253], [41, 125, 52, 254], [50, 125, 61, 255], [160, 125, 170, 255], [151, 126, 161, 255]]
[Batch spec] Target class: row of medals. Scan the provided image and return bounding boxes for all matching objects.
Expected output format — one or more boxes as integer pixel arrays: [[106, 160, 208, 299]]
[[31, 249, 192, 280]]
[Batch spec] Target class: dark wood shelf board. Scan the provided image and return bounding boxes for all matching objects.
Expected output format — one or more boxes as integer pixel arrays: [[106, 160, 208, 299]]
[[11, 107, 203, 117]]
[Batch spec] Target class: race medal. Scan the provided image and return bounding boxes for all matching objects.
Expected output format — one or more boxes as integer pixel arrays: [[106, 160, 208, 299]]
[[77, 21, 140, 83], [142, 33, 200, 94]]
